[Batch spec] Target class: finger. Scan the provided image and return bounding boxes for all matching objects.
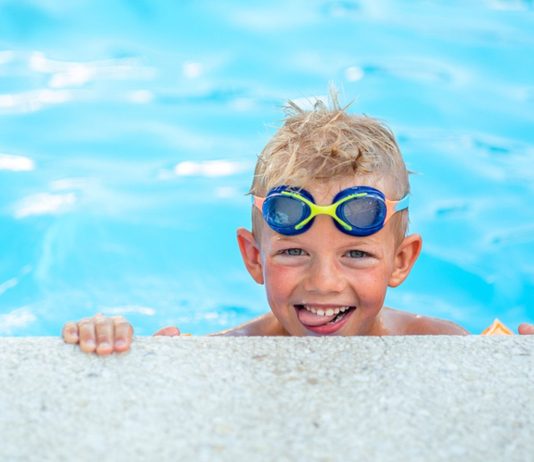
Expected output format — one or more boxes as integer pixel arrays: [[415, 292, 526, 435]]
[[94, 316, 114, 355], [112, 316, 133, 352], [518, 323, 534, 335], [153, 326, 181, 337], [78, 318, 97, 353], [62, 322, 79, 344]]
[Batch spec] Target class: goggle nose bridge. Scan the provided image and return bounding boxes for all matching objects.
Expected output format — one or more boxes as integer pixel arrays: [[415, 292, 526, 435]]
[[281, 190, 368, 231]]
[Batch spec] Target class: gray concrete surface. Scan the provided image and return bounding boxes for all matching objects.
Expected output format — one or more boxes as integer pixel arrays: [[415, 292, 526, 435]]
[[0, 336, 533, 462]]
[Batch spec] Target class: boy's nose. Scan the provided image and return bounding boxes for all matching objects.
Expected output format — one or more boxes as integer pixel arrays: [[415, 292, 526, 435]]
[[303, 256, 347, 294], [301, 216, 348, 294]]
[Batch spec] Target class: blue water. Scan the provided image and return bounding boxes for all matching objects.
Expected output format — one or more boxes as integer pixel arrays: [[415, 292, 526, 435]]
[[1, 1, 533, 336]]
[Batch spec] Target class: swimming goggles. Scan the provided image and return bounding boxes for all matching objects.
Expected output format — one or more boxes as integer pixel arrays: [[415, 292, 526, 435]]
[[253, 185, 409, 237]]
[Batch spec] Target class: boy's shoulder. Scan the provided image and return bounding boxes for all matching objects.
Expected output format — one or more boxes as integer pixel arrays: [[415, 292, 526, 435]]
[[382, 307, 469, 335], [212, 312, 288, 336]]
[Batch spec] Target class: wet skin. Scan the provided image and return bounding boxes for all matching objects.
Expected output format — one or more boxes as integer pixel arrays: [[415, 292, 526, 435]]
[[62, 314, 134, 356], [62, 177, 534, 354], [236, 177, 449, 337]]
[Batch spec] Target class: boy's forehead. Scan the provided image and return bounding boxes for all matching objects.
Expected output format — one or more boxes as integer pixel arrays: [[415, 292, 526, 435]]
[[300, 175, 393, 200]]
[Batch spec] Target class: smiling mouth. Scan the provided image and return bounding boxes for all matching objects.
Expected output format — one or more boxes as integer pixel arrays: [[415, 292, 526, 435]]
[[294, 304, 356, 333]]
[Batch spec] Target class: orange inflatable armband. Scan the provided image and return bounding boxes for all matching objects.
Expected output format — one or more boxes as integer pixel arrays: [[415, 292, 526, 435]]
[[481, 319, 514, 335]]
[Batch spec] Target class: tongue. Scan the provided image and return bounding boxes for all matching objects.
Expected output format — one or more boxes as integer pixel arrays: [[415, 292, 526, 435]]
[[297, 308, 337, 326]]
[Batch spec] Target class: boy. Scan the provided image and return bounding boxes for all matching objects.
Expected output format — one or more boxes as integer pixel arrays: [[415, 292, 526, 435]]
[[63, 95, 534, 355]]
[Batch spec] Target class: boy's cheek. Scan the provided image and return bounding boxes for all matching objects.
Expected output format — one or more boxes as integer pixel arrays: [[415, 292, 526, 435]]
[[358, 276, 388, 308], [265, 273, 291, 303], [264, 264, 298, 294], [264, 267, 299, 310]]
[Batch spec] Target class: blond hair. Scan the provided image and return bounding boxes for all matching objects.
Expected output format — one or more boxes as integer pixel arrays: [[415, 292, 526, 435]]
[[250, 91, 410, 239]]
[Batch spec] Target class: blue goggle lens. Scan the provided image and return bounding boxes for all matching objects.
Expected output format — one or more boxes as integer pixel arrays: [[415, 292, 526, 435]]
[[338, 195, 386, 230], [265, 196, 307, 226]]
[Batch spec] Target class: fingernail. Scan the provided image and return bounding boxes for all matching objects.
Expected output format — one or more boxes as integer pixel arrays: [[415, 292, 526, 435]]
[[115, 340, 126, 348], [85, 339, 96, 347], [99, 342, 111, 349]]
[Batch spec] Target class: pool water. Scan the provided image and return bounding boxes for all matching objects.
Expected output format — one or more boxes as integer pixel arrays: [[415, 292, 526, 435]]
[[1, 1, 533, 336]]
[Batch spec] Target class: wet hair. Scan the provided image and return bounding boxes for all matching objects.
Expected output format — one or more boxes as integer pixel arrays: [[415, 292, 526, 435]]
[[250, 89, 410, 241]]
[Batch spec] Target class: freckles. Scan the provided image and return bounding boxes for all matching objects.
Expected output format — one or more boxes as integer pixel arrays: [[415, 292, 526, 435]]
[[265, 262, 297, 282], [264, 264, 301, 306], [268, 264, 293, 277], [263, 263, 290, 283], [352, 273, 388, 307], [265, 268, 293, 294]]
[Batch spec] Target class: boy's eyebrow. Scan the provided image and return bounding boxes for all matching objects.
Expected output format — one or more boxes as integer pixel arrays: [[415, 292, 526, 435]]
[[271, 236, 311, 246], [273, 234, 379, 246], [273, 236, 300, 244]]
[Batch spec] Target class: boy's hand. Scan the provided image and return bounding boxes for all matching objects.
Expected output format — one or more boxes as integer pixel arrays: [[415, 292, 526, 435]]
[[518, 323, 534, 335], [62, 314, 133, 355], [153, 326, 181, 336]]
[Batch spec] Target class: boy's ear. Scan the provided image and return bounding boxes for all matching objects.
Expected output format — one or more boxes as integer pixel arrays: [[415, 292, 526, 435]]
[[236, 228, 264, 285], [388, 234, 423, 287]]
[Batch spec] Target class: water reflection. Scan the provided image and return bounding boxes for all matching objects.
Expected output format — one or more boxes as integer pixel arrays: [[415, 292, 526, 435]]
[[0, 1, 532, 335]]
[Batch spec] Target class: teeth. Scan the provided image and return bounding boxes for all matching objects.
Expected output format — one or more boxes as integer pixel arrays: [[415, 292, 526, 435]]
[[302, 305, 352, 316]]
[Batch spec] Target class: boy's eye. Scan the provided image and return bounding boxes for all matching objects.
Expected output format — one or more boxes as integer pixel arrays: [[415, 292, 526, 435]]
[[346, 250, 369, 258], [281, 248, 305, 256]]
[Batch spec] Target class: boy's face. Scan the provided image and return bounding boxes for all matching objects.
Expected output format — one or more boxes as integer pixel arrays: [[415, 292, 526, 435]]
[[238, 176, 422, 336]]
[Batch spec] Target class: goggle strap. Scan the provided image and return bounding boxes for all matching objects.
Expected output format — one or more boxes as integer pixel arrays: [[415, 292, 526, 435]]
[[395, 194, 410, 212], [385, 195, 409, 223], [252, 196, 265, 211]]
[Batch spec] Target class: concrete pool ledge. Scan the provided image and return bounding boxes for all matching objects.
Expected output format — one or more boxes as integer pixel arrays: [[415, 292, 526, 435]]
[[1, 336, 533, 461]]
